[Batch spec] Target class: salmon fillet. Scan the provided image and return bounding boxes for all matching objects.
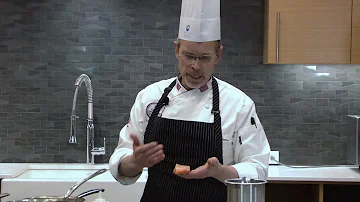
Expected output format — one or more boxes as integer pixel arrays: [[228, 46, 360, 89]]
[[173, 164, 191, 175]]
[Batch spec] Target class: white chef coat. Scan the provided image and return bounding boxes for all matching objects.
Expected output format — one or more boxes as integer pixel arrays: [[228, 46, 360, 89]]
[[109, 76, 271, 185]]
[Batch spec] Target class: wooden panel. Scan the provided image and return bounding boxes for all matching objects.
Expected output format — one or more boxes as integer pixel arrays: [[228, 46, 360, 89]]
[[318, 184, 323, 202], [268, 180, 360, 185], [0, 179, 2, 202], [263, 0, 278, 64], [268, 0, 352, 11], [263, 0, 270, 63], [263, 0, 352, 64], [265, 182, 360, 202], [266, 183, 321, 202], [323, 184, 360, 202], [352, 0, 360, 63], [277, 10, 351, 64]]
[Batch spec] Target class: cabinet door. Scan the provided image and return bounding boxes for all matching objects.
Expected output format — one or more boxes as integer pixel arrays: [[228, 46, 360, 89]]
[[263, 0, 352, 64], [352, 0, 360, 64]]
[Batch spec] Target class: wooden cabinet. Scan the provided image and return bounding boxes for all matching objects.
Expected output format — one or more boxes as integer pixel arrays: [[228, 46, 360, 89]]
[[352, 0, 360, 63], [266, 181, 360, 202], [266, 182, 323, 202], [263, 0, 352, 64]]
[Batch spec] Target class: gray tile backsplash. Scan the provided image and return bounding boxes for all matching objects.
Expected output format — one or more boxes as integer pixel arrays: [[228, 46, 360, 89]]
[[0, 0, 358, 165]]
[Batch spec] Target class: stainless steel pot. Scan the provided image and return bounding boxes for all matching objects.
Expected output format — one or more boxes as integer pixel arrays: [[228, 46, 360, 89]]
[[225, 177, 267, 202], [5, 188, 104, 202]]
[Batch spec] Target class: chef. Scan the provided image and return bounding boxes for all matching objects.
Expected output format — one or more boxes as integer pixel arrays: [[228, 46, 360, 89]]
[[109, 0, 271, 201]]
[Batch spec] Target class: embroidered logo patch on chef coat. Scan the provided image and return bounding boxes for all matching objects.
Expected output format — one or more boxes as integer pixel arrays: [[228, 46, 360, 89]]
[[146, 102, 166, 118], [146, 102, 157, 117], [199, 84, 208, 92]]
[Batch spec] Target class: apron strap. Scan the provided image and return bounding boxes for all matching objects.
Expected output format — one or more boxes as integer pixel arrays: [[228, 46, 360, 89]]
[[211, 77, 223, 164], [145, 79, 177, 136]]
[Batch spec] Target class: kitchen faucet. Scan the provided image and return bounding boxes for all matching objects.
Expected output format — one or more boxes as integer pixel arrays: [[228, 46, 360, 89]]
[[69, 74, 105, 164]]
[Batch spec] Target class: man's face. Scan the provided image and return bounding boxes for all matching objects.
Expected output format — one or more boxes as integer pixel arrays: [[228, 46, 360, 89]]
[[174, 40, 223, 90]]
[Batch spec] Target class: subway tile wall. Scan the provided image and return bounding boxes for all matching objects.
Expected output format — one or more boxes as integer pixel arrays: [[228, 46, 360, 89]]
[[0, 0, 359, 165]]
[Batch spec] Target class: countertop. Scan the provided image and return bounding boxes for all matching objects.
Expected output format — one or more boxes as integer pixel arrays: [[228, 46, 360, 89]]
[[0, 164, 29, 179], [1, 163, 360, 183], [268, 165, 360, 182], [0, 163, 107, 179]]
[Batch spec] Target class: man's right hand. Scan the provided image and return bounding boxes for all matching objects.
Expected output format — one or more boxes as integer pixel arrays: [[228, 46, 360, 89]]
[[118, 134, 165, 177], [130, 134, 165, 170]]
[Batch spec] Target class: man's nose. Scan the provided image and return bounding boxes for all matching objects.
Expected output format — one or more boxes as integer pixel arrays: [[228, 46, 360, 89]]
[[191, 59, 202, 70]]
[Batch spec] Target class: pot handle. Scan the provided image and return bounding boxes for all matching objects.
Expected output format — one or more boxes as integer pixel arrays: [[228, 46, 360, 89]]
[[0, 193, 10, 199], [77, 189, 105, 198]]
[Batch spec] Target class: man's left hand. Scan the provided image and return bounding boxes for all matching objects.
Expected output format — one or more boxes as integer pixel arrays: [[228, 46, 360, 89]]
[[176, 157, 222, 179]]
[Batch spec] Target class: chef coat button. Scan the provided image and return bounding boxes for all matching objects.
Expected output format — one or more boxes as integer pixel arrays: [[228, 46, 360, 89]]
[[205, 105, 209, 109]]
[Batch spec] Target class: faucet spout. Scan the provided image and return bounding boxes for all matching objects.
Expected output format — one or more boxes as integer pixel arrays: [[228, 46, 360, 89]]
[[69, 74, 101, 164], [74, 74, 94, 114]]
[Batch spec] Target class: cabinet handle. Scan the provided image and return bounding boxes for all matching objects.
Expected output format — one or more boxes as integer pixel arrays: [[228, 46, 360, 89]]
[[276, 12, 280, 63]]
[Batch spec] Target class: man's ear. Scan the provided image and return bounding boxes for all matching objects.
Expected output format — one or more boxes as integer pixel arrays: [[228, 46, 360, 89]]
[[174, 40, 180, 59], [214, 45, 224, 64]]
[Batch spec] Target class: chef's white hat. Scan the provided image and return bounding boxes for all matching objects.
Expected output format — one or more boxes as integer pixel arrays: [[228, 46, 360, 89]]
[[178, 0, 221, 42]]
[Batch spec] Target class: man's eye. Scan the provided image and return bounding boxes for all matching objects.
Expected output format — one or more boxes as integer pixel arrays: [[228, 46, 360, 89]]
[[185, 55, 195, 60], [200, 56, 212, 62]]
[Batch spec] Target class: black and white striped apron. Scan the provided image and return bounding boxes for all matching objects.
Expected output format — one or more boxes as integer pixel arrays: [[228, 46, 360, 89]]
[[140, 77, 227, 202]]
